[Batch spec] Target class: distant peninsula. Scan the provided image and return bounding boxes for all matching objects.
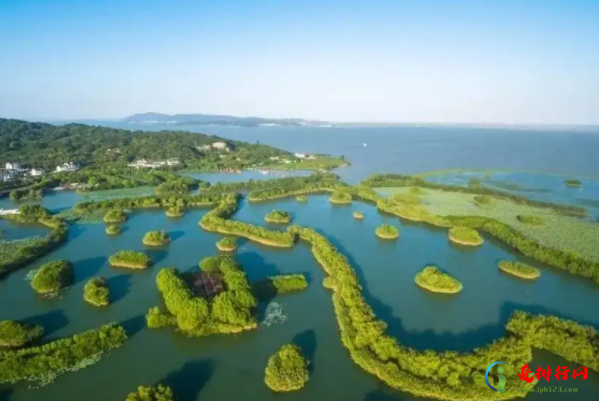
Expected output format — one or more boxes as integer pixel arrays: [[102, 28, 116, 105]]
[[122, 112, 335, 128]]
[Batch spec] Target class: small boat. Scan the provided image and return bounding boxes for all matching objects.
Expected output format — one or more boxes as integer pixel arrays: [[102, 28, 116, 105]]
[[363, 143, 367, 147]]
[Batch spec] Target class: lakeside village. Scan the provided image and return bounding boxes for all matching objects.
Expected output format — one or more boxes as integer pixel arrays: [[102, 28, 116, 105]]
[[1, 139, 319, 184], [0, 141, 320, 211]]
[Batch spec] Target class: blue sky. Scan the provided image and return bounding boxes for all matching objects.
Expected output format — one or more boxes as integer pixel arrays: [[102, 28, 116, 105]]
[[1, 0, 598, 124]]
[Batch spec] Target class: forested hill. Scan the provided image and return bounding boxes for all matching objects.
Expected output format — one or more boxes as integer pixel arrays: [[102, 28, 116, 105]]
[[0, 118, 288, 169]]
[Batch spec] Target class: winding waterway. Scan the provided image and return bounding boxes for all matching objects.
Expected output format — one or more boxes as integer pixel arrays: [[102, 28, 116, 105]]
[[2, 125, 599, 400]]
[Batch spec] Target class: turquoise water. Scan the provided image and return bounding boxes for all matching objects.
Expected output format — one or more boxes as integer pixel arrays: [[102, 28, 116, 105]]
[[70, 122, 599, 184], [1, 194, 598, 401], [3, 124, 599, 400]]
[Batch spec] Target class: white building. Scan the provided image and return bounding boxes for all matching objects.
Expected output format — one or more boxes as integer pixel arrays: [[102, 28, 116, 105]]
[[30, 168, 44, 177], [294, 153, 307, 159], [197, 144, 211, 151], [269, 156, 280, 161], [1, 171, 12, 182], [166, 158, 180, 166], [211, 142, 229, 150], [5, 162, 21, 170], [56, 162, 79, 173]]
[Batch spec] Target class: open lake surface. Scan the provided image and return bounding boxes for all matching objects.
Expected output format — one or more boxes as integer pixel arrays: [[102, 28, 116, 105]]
[[2, 124, 599, 400]]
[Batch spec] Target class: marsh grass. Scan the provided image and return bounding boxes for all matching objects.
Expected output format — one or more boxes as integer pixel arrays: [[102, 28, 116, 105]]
[[381, 187, 599, 263]]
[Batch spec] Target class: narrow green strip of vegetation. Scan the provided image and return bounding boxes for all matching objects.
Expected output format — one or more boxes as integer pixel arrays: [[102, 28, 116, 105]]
[[30, 260, 73, 294], [448, 226, 483, 246], [290, 225, 538, 400], [414, 266, 463, 294], [125, 384, 175, 401], [265, 209, 291, 224], [498, 260, 540, 279], [0, 323, 127, 385], [216, 237, 237, 252], [142, 230, 170, 247], [353, 211, 364, 219], [84, 277, 111, 306], [105, 225, 122, 235], [516, 215, 543, 225], [564, 179, 582, 187], [375, 224, 399, 239], [199, 194, 295, 247], [109, 251, 152, 269], [103, 209, 127, 224], [264, 343, 309, 392], [506, 311, 599, 372], [0, 320, 44, 347], [75, 193, 225, 213]]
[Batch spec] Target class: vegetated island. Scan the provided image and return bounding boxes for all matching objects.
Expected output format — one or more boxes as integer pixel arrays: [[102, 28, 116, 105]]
[[142, 230, 170, 247], [165, 206, 184, 218], [498, 260, 541, 280], [414, 266, 463, 294], [329, 190, 352, 204], [0, 323, 127, 386], [448, 226, 483, 246], [517, 215, 543, 225], [353, 211, 365, 219], [0, 320, 44, 347], [125, 384, 175, 401], [565, 179, 582, 188], [264, 343, 309, 392], [265, 209, 291, 224], [84, 277, 110, 306], [296, 195, 307, 203], [0, 205, 68, 279], [199, 194, 296, 248], [29, 260, 73, 294], [216, 237, 237, 252], [253, 274, 308, 300], [103, 208, 127, 224], [146, 255, 257, 336], [109, 250, 152, 269], [105, 224, 122, 235], [375, 224, 400, 239]]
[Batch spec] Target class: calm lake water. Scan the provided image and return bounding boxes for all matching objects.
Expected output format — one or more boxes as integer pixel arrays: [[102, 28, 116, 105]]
[[2, 123, 599, 400]]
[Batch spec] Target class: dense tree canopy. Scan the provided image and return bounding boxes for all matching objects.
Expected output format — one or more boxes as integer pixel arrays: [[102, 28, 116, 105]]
[[0, 320, 44, 347], [0, 118, 289, 170], [142, 231, 170, 247], [84, 277, 111, 306], [264, 209, 291, 224], [264, 343, 309, 392], [414, 266, 463, 294], [109, 251, 152, 269], [125, 384, 175, 401], [150, 256, 258, 336], [30, 260, 73, 294]]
